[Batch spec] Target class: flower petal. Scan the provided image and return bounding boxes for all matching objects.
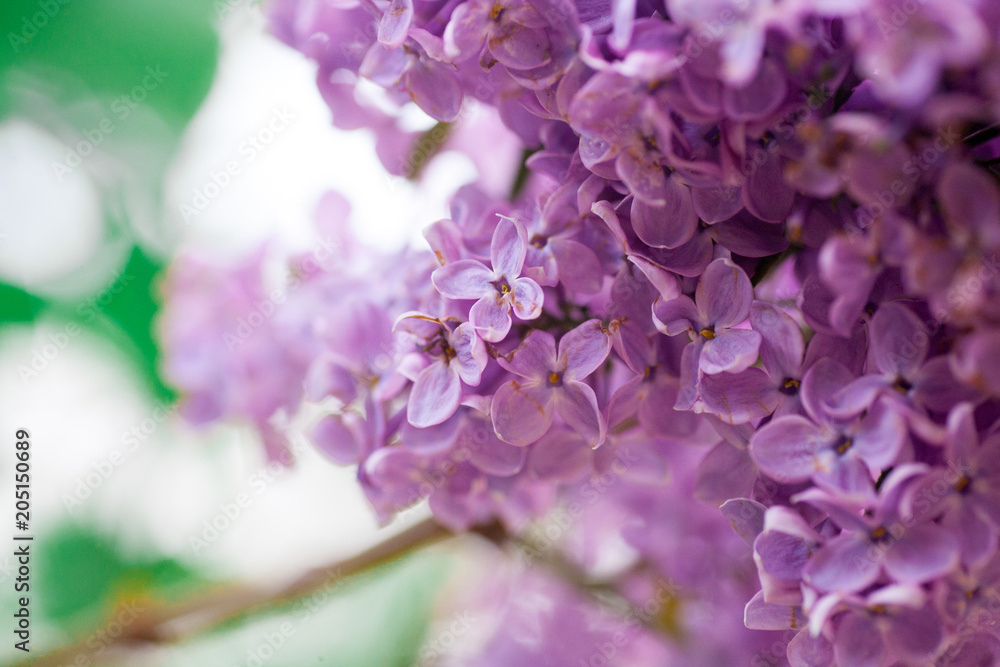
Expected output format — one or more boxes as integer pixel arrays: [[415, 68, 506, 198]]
[[697, 367, 780, 424], [377, 0, 413, 47], [407, 360, 461, 427], [743, 149, 795, 223], [870, 301, 928, 376], [786, 629, 835, 667], [694, 440, 756, 506], [432, 259, 495, 299], [609, 0, 636, 50], [393, 310, 445, 338], [555, 380, 606, 448], [492, 216, 528, 279], [750, 415, 826, 484], [630, 178, 698, 249], [310, 414, 362, 465], [405, 59, 463, 122], [914, 356, 979, 413], [744, 590, 806, 631], [755, 530, 813, 583], [751, 301, 803, 380], [696, 257, 754, 328], [723, 58, 787, 120], [450, 321, 487, 386], [882, 604, 944, 664], [884, 524, 960, 585], [800, 357, 854, 426], [942, 634, 1000, 666], [550, 238, 605, 294], [709, 211, 790, 257], [645, 231, 714, 277], [627, 254, 681, 300], [304, 355, 357, 403], [528, 426, 592, 481], [497, 329, 558, 379], [674, 340, 702, 411], [700, 328, 762, 375], [470, 294, 513, 342], [947, 501, 998, 568], [652, 295, 701, 335], [487, 23, 552, 70], [510, 276, 544, 320], [851, 401, 907, 470], [442, 2, 484, 60], [616, 150, 666, 205], [640, 376, 701, 436], [824, 374, 890, 420], [833, 612, 886, 667], [560, 319, 612, 380], [464, 428, 527, 476], [803, 533, 882, 593], [691, 183, 743, 224], [400, 414, 462, 454], [952, 331, 1000, 396], [721, 498, 766, 547], [492, 380, 554, 446]]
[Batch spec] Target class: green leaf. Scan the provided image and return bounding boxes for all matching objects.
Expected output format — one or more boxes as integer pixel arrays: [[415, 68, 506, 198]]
[[0, 283, 45, 323], [83, 245, 177, 401], [36, 523, 206, 633], [0, 0, 219, 129]]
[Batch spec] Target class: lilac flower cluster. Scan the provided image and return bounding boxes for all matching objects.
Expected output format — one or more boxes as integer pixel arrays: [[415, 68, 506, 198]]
[[160, 0, 1000, 663]]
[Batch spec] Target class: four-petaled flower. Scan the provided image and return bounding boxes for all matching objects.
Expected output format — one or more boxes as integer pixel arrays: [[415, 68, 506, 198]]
[[432, 216, 544, 342], [796, 465, 959, 595], [444, 0, 554, 70], [652, 256, 762, 409], [394, 312, 487, 427], [491, 319, 611, 448]]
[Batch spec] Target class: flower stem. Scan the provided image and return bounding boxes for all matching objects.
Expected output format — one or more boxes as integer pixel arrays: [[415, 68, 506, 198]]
[[22, 518, 673, 666]]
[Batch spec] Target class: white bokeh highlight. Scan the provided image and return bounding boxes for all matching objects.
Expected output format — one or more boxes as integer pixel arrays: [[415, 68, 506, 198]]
[[0, 119, 105, 290]]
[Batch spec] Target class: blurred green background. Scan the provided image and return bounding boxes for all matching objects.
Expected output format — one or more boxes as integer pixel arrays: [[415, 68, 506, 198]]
[[0, 2, 449, 664]]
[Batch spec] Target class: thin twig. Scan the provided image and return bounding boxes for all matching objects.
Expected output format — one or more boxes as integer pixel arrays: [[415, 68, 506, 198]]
[[23, 517, 674, 666], [22, 518, 452, 667]]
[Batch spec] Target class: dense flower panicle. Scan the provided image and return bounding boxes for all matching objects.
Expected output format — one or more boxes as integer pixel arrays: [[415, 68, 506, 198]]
[[158, 0, 1000, 663]]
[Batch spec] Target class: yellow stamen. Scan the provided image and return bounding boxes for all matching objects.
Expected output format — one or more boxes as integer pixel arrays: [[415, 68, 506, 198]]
[[786, 43, 811, 70]]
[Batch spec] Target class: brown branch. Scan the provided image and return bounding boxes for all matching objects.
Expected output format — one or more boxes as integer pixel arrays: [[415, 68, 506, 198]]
[[22, 518, 452, 667], [23, 517, 674, 666], [469, 521, 677, 638]]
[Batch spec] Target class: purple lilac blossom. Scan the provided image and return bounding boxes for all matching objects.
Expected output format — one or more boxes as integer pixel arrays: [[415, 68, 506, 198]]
[[155, 1, 1000, 663]]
